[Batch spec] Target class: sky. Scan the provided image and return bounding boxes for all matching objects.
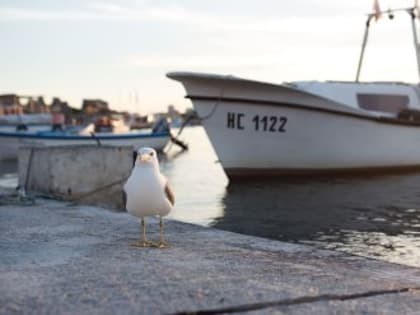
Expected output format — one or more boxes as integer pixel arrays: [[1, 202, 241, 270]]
[[0, 0, 419, 114]]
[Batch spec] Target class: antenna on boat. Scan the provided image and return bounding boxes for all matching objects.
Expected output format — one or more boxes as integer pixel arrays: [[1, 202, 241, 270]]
[[409, 8, 420, 82], [355, 15, 373, 82], [355, 6, 420, 82]]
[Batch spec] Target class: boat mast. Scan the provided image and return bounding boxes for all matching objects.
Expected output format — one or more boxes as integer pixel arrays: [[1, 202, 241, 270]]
[[355, 6, 420, 82], [355, 15, 373, 82], [409, 8, 420, 81]]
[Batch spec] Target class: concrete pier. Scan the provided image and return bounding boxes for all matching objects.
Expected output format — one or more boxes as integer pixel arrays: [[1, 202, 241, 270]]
[[1, 190, 420, 314], [18, 146, 133, 209]]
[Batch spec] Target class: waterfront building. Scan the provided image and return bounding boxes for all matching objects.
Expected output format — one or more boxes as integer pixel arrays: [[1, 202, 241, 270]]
[[0, 94, 23, 116]]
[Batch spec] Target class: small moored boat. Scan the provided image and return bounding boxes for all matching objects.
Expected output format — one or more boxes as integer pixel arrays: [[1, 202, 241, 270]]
[[0, 129, 170, 161]]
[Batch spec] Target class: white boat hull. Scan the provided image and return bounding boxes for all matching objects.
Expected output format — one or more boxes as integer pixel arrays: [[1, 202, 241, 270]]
[[0, 132, 170, 161], [168, 72, 420, 178]]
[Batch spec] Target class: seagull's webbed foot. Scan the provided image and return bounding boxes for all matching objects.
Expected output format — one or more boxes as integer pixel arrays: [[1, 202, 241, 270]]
[[130, 240, 156, 248], [130, 217, 156, 248], [157, 240, 170, 248]]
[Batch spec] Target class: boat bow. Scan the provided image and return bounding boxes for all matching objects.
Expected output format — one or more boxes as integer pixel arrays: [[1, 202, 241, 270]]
[[167, 71, 376, 119]]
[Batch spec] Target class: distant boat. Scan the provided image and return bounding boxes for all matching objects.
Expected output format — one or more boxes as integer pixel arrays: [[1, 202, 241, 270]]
[[169, 6, 420, 178], [0, 124, 51, 133], [0, 129, 170, 161], [0, 113, 52, 133], [0, 113, 52, 125]]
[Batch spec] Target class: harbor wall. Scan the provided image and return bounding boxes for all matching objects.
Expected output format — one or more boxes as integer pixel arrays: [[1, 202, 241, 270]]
[[18, 145, 133, 210]]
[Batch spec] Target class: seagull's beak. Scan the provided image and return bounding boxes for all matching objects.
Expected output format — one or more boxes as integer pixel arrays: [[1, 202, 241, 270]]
[[139, 154, 151, 162]]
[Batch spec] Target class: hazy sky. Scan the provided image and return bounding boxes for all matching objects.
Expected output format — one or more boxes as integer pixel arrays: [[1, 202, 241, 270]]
[[0, 0, 418, 114]]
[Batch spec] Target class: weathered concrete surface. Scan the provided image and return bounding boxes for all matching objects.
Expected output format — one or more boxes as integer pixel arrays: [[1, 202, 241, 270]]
[[1, 195, 420, 314], [18, 146, 133, 209]]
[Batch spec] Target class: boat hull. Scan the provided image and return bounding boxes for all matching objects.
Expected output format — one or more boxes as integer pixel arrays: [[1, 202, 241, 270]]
[[0, 132, 170, 161], [197, 98, 420, 177], [168, 72, 420, 178]]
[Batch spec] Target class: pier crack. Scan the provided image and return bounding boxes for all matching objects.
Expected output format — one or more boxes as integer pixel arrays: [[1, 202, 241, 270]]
[[172, 287, 420, 315]]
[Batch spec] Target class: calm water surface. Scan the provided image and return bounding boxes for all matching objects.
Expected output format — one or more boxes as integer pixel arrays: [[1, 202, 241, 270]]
[[2, 126, 420, 267]]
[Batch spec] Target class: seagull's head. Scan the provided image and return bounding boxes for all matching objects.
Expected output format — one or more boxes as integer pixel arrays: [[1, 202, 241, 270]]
[[136, 147, 159, 169]]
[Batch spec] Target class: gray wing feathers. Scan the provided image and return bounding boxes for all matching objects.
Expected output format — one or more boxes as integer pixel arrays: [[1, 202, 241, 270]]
[[164, 183, 175, 206]]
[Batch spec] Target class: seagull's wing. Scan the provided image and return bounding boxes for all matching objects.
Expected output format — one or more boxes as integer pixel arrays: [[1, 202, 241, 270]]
[[164, 182, 175, 206]]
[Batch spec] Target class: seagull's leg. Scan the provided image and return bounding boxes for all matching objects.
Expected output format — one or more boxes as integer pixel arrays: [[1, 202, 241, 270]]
[[131, 217, 153, 247], [158, 216, 169, 248], [141, 217, 147, 244]]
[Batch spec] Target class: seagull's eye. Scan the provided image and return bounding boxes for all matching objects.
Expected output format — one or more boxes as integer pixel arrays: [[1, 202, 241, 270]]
[[149, 152, 154, 156]]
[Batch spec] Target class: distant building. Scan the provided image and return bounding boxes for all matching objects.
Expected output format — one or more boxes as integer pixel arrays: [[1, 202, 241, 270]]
[[0, 94, 23, 115], [50, 97, 77, 124], [51, 97, 69, 113], [25, 96, 50, 114], [82, 99, 109, 115], [167, 104, 180, 120]]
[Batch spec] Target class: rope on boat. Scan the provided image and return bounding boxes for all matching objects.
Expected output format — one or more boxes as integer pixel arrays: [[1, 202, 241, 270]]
[[166, 77, 228, 153], [71, 175, 129, 202], [5, 177, 128, 208], [90, 132, 102, 146], [11, 147, 37, 205], [24, 148, 34, 192], [169, 132, 188, 151]]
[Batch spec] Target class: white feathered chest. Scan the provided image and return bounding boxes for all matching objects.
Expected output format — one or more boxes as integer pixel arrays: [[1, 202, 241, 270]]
[[124, 166, 172, 217]]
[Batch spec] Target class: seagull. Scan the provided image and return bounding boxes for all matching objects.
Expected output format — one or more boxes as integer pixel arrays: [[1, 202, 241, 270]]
[[124, 147, 175, 248]]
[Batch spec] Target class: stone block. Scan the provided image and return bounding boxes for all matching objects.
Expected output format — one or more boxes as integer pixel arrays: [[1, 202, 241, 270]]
[[18, 145, 133, 210]]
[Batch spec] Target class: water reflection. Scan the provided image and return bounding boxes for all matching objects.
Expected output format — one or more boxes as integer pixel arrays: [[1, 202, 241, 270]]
[[164, 127, 228, 225], [161, 130, 420, 267], [214, 175, 420, 266]]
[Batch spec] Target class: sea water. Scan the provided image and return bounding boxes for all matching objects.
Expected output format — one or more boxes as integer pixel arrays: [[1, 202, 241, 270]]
[[2, 126, 420, 267]]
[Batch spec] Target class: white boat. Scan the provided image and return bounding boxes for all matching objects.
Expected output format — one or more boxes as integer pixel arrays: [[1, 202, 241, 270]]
[[0, 129, 170, 161], [0, 113, 52, 125], [0, 114, 53, 133], [0, 124, 51, 133], [168, 6, 420, 178]]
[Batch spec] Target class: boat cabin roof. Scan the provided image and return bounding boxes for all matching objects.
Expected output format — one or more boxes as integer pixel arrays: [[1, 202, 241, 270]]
[[292, 81, 420, 115]]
